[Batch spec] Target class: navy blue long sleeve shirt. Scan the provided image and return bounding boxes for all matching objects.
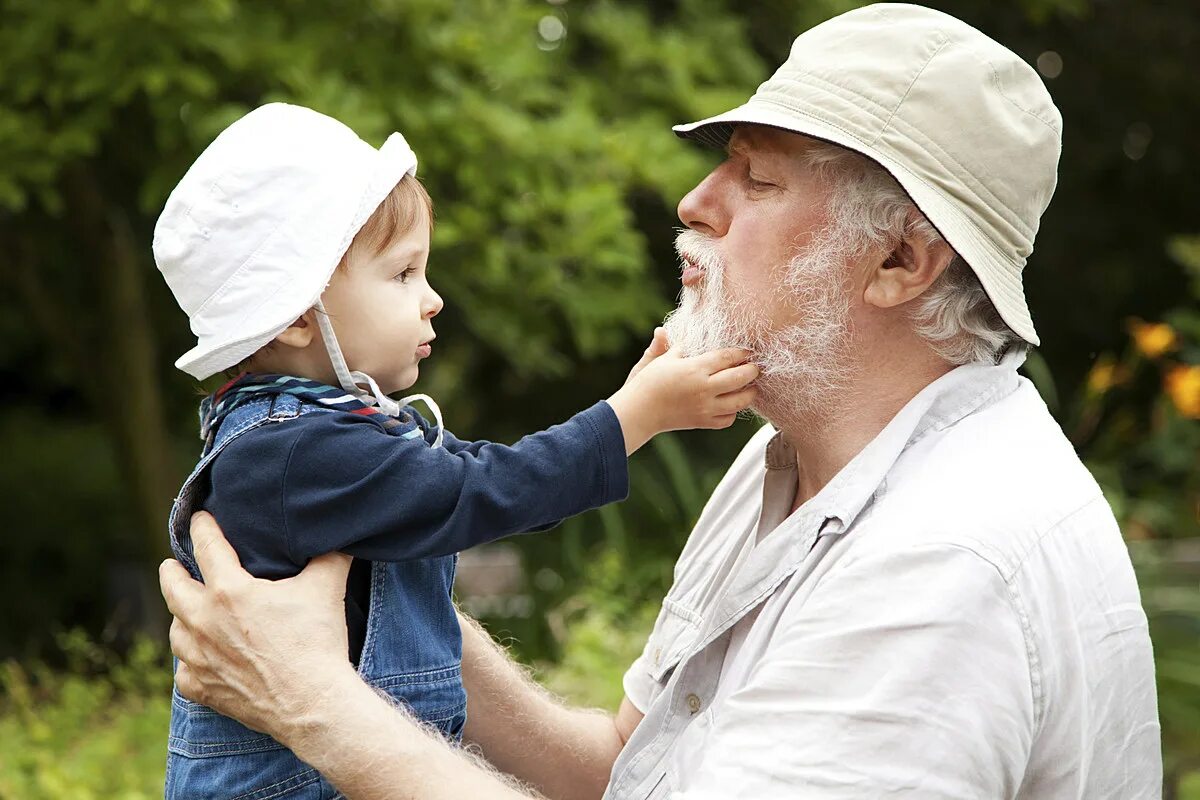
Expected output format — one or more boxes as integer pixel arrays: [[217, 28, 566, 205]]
[[204, 400, 629, 577]]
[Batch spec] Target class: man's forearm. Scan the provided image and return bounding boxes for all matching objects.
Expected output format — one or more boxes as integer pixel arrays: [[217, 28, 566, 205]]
[[459, 612, 626, 800], [283, 665, 538, 800]]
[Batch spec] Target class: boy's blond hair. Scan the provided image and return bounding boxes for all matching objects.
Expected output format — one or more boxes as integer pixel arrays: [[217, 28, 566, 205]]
[[339, 173, 435, 270]]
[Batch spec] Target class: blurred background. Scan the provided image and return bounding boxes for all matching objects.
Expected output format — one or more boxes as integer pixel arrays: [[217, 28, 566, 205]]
[[0, 0, 1197, 796]]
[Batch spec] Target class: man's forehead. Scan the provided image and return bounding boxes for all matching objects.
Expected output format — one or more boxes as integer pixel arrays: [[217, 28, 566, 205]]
[[727, 125, 817, 160]]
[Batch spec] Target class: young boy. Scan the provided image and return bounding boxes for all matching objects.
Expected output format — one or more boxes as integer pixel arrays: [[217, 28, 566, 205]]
[[154, 103, 758, 799]]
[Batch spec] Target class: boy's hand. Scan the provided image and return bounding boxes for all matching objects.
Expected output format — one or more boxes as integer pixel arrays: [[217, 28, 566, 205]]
[[626, 327, 671, 382], [607, 331, 759, 455]]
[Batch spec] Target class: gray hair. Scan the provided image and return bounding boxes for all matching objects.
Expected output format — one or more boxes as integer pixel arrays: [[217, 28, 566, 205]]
[[802, 140, 1018, 365]]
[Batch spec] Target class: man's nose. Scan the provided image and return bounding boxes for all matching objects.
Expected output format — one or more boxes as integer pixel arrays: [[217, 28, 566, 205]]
[[677, 164, 733, 238]]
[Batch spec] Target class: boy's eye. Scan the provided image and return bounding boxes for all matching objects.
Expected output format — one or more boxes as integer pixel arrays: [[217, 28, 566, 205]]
[[394, 267, 417, 283]]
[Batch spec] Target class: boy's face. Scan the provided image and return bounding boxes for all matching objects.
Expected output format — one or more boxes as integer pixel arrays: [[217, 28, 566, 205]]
[[320, 207, 442, 395]]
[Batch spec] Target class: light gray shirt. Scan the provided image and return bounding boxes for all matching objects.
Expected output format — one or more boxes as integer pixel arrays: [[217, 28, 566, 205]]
[[609, 350, 1161, 799]]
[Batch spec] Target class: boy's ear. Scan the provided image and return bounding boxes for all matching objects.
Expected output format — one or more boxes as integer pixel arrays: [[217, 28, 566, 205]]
[[272, 311, 316, 349]]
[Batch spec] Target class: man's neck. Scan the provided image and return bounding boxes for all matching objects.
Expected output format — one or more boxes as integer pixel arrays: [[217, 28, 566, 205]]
[[764, 348, 955, 510]]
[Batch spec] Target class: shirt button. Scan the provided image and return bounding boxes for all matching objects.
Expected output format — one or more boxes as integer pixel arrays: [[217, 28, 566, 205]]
[[653, 646, 662, 665], [686, 693, 702, 714]]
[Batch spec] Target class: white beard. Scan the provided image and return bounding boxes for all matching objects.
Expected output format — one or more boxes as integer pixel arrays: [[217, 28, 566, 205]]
[[663, 227, 856, 423]]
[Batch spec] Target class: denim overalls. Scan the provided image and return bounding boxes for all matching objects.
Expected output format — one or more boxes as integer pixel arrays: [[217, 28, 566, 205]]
[[164, 393, 466, 800]]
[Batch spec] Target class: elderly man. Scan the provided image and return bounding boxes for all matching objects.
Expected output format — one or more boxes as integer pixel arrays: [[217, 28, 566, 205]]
[[160, 4, 1161, 799]]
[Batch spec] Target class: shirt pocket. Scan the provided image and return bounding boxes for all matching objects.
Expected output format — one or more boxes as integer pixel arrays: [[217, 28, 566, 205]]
[[643, 598, 702, 684]]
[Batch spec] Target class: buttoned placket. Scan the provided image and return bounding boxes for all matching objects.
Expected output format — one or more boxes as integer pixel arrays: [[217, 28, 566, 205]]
[[607, 507, 837, 800]]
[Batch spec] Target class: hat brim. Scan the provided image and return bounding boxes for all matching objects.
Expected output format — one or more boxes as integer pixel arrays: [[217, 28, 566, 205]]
[[175, 134, 419, 380], [673, 103, 1039, 346]]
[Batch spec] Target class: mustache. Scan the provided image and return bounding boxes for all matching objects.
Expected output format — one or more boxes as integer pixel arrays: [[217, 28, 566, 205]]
[[674, 229, 727, 280]]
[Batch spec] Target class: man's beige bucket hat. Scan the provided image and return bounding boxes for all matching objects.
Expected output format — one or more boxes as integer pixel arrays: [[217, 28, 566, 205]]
[[674, 2, 1062, 345]]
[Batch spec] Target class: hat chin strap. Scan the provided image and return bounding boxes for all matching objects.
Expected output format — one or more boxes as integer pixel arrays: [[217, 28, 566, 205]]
[[314, 300, 444, 448]]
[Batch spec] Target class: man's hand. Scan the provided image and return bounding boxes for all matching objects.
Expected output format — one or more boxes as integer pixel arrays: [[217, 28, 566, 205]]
[[608, 330, 759, 454], [159, 511, 356, 745], [162, 514, 541, 800]]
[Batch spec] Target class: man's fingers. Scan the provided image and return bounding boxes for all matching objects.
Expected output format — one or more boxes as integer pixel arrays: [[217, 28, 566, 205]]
[[295, 551, 353, 598], [159, 558, 205, 618], [169, 617, 203, 666], [190, 511, 248, 587], [697, 347, 752, 374], [175, 661, 201, 702], [710, 362, 760, 393]]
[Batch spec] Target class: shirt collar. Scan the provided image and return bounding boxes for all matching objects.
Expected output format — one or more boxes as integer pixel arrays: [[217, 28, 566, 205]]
[[769, 346, 1029, 537]]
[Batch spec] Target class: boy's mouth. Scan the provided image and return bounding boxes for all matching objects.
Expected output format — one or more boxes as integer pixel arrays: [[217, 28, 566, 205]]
[[416, 337, 434, 359]]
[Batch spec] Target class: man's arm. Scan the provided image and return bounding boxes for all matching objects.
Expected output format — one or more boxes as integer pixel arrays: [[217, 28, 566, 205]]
[[160, 512, 642, 800], [457, 611, 644, 800]]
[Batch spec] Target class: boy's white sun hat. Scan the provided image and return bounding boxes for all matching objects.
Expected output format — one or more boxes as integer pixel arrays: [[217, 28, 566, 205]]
[[154, 102, 444, 441], [155, 102, 417, 380], [673, 3, 1061, 346]]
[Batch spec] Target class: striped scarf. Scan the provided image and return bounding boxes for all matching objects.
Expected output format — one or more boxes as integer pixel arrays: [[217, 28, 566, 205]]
[[199, 373, 425, 441]]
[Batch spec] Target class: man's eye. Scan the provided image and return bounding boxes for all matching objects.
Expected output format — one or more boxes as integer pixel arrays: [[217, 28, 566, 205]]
[[747, 173, 776, 190]]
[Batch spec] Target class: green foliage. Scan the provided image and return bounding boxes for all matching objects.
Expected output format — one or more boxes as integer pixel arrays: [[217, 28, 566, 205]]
[[0, 632, 171, 799], [494, 425, 756, 661], [537, 549, 661, 710], [0, 412, 138, 658]]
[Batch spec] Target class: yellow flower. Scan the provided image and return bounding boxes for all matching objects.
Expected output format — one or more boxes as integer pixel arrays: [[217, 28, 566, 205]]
[[1128, 319, 1178, 359], [1086, 356, 1122, 395], [1165, 364, 1200, 419]]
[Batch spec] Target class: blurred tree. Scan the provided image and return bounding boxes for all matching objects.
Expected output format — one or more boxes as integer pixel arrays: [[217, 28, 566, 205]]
[[0, 0, 772, 650], [0, 0, 1195, 665]]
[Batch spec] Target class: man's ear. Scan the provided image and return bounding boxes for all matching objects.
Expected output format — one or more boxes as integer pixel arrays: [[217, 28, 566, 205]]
[[863, 217, 955, 310], [272, 311, 317, 349]]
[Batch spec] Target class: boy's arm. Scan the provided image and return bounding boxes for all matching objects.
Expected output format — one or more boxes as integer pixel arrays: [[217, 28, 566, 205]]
[[281, 400, 629, 563], [280, 341, 757, 564]]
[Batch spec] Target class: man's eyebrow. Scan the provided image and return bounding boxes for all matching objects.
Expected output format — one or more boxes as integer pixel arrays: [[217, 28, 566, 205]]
[[726, 137, 751, 157]]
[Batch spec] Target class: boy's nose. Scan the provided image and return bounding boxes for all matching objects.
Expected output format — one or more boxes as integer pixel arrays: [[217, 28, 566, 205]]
[[423, 288, 444, 319]]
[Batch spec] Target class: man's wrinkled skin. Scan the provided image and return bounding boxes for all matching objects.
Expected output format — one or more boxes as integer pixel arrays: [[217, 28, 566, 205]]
[[161, 512, 355, 739]]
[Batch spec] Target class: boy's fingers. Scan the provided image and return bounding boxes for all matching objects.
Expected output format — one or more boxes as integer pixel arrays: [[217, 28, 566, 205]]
[[629, 328, 672, 377], [716, 386, 758, 416], [650, 327, 670, 355], [189, 511, 247, 588], [710, 362, 760, 393], [698, 347, 753, 374], [642, 327, 671, 361]]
